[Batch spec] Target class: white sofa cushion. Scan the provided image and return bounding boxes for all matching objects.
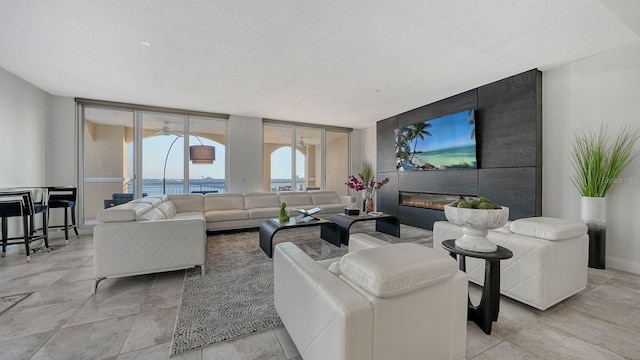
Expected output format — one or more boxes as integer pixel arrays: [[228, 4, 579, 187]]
[[510, 217, 587, 241], [205, 209, 249, 221], [340, 243, 458, 298], [205, 193, 245, 210], [315, 203, 344, 214], [147, 194, 169, 201], [168, 194, 204, 212], [156, 201, 178, 219], [244, 193, 281, 209], [328, 261, 342, 275], [310, 191, 341, 206], [278, 192, 313, 206], [130, 196, 164, 207], [248, 207, 280, 219], [96, 203, 152, 223], [174, 211, 206, 220], [139, 208, 167, 221]]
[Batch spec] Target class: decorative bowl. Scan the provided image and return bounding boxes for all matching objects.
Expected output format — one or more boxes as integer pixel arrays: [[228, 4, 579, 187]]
[[444, 205, 509, 252]]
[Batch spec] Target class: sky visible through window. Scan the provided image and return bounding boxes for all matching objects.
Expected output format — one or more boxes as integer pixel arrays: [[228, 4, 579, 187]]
[[132, 137, 303, 180]]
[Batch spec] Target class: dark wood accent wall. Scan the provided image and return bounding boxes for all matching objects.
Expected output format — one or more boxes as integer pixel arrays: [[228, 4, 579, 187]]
[[376, 69, 542, 230]]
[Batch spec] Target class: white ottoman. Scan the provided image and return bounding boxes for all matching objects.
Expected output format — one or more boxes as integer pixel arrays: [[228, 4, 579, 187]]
[[434, 217, 588, 310]]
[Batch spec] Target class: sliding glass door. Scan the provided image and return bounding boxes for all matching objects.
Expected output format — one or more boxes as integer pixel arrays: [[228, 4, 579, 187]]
[[263, 122, 349, 193], [79, 102, 227, 225], [141, 112, 186, 195], [82, 107, 135, 225], [189, 116, 226, 194]]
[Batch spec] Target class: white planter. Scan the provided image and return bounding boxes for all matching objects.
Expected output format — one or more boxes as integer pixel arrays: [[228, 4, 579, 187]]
[[581, 196, 606, 269], [444, 205, 509, 252]]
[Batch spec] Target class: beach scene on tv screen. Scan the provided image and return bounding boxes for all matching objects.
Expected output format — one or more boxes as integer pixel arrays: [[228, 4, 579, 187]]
[[395, 109, 476, 171]]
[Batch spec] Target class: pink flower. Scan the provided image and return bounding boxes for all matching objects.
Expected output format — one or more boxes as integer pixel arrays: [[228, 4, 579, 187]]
[[345, 174, 390, 196]]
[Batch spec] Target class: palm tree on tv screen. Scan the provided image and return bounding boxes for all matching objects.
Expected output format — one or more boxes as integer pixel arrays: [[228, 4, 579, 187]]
[[467, 109, 475, 140], [395, 128, 411, 161], [408, 122, 432, 163]]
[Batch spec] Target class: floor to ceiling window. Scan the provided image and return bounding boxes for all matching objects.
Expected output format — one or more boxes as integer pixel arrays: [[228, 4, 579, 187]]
[[79, 100, 227, 225], [82, 106, 135, 224], [263, 121, 350, 195]]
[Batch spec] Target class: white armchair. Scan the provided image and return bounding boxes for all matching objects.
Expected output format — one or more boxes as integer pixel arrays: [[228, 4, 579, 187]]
[[434, 217, 588, 310], [274, 234, 468, 360]]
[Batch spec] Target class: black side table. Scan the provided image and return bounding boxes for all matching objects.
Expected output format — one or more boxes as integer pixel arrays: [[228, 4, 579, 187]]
[[441, 239, 513, 335]]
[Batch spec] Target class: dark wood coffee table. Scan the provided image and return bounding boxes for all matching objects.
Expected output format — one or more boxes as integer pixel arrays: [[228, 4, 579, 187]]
[[259, 217, 340, 258], [321, 213, 400, 245]]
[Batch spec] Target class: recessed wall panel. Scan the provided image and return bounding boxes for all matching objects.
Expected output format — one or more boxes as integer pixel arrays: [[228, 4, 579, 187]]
[[398, 170, 478, 196], [376, 69, 542, 226], [398, 90, 477, 128], [376, 116, 398, 173], [477, 70, 541, 168], [376, 171, 398, 216], [478, 167, 540, 220]]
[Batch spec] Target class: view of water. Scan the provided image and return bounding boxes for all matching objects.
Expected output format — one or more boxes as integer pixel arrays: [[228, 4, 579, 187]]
[[131, 179, 297, 195], [415, 144, 477, 169]]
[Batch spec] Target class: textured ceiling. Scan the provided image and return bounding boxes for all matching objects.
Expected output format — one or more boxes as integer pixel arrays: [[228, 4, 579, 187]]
[[1, 0, 638, 129]]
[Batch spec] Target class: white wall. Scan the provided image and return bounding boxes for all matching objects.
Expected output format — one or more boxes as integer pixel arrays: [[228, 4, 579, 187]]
[[46, 96, 76, 186], [0, 67, 49, 188], [341, 125, 381, 209], [543, 41, 640, 274]]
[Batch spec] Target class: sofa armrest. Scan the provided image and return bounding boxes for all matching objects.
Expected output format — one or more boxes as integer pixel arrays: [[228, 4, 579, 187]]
[[339, 195, 351, 207], [274, 242, 373, 360], [93, 218, 206, 279], [348, 233, 391, 253]]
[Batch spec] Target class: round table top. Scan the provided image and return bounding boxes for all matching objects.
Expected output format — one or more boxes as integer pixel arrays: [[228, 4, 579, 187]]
[[441, 239, 513, 260]]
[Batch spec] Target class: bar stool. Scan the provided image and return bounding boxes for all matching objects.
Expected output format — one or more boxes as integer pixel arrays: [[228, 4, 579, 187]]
[[29, 188, 49, 241], [47, 186, 79, 244], [0, 191, 50, 262]]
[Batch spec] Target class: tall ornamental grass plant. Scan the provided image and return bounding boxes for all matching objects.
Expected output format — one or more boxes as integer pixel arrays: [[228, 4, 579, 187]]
[[570, 124, 640, 197]]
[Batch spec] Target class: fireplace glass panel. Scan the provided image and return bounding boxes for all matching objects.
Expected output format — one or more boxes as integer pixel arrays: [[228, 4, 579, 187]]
[[399, 192, 477, 210]]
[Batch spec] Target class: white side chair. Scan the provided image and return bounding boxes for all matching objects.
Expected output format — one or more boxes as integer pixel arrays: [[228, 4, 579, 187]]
[[434, 217, 588, 310], [274, 234, 468, 360]]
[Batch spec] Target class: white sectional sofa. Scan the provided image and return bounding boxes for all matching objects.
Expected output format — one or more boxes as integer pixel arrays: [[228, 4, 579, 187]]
[[93, 194, 207, 293], [204, 191, 349, 231], [92, 190, 349, 293], [274, 233, 468, 360], [433, 217, 589, 310]]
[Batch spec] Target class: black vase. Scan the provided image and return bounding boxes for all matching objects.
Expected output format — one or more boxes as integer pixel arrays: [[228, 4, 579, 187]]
[[581, 196, 606, 269]]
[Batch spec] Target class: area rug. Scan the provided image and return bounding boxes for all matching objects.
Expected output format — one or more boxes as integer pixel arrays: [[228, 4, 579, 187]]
[[171, 222, 432, 355]]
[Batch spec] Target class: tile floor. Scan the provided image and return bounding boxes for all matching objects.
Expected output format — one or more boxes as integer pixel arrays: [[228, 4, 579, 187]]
[[1, 231, 639, 359]]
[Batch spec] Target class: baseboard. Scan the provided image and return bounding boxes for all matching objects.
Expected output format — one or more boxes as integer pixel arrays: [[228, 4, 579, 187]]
[[606, 256, 640, 275]]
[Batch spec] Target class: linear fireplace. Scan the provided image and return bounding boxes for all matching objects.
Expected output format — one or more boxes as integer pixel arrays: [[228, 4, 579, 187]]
[[399, 192, 477, 211]]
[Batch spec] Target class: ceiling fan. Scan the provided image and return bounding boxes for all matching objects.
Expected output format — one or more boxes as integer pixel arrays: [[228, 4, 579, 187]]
[[298, 137, 310, 147], [156, 121, 181, 136]]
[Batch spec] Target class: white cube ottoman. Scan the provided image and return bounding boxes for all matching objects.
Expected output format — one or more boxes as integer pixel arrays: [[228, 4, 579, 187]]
[[434, 217, 588, 310]]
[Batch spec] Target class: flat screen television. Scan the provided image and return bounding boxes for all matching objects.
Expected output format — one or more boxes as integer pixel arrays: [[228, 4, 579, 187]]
[[395, 109, 476, 171]]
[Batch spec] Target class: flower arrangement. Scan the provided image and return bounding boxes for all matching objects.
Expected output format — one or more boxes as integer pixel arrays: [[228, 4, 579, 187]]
[[346, 160, 390, 199], [346, 174, 390, 198]]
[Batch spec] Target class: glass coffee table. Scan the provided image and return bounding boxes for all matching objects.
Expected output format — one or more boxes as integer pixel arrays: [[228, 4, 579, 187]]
[[321, 213, 400, 245], [259, 217, 340, 258]]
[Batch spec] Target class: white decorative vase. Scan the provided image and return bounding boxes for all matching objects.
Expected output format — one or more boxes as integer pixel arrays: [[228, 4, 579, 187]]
[[581, 196, 606, 269], [444, 205, 509, 252]]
